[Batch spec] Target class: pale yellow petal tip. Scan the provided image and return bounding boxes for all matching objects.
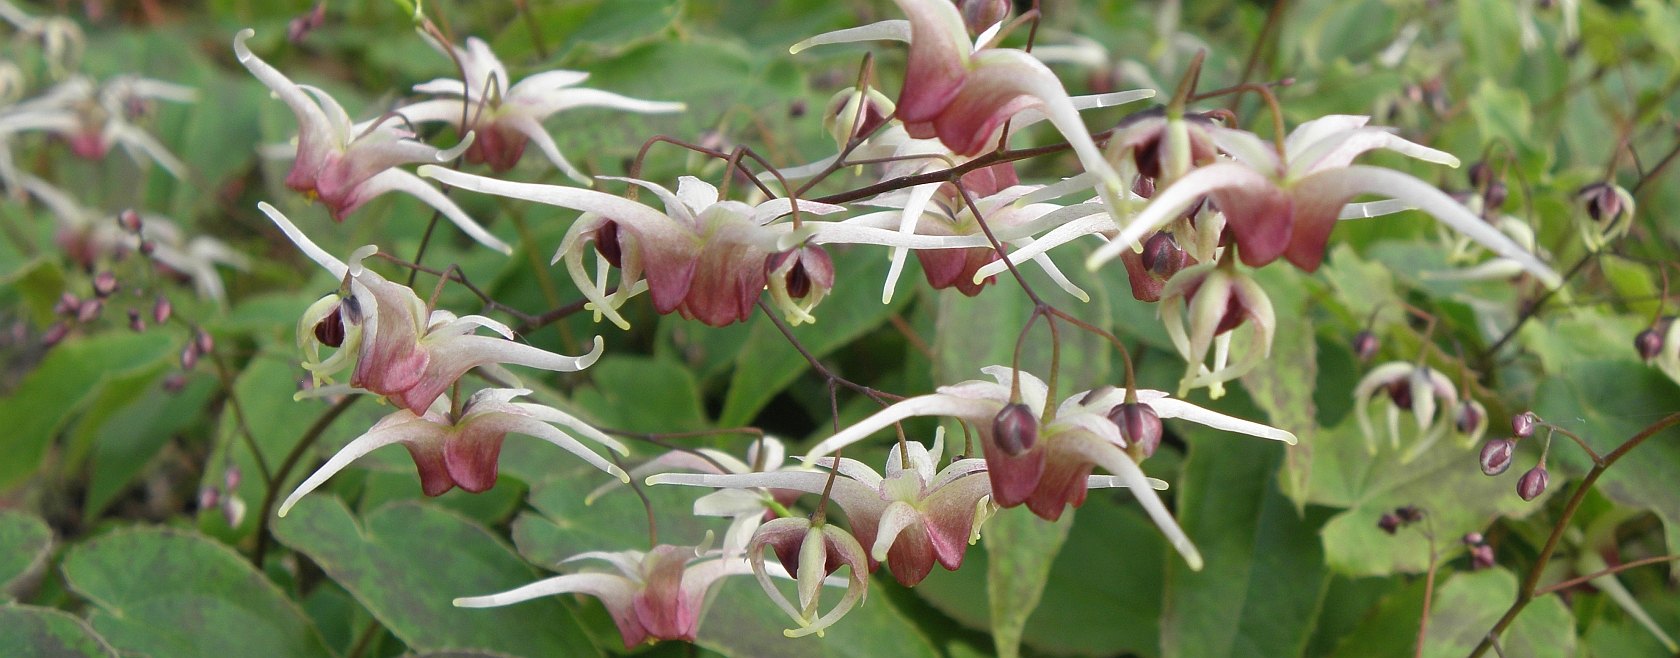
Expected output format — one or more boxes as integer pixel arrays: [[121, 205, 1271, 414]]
[[1186, 552, 1205, 571], [451, 598, 470, 608], [1282, 431, 1300, 446]]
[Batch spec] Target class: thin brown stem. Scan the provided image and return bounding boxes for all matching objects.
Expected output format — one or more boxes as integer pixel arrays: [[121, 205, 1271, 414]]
[[1534, 554, 1680, 596]]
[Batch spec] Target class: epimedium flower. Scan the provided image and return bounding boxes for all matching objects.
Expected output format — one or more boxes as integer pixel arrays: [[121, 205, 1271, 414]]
[[1353, 361, 1461, 461], [747, 516, 871, 638], [650, 433, 999, 587], [454, 543, 750, 649], [235, 29, 512, 254], [1157, 260, 1274, 398], [798, 366, 1298, 571], [420, 167, 847, 328], [278, 387, 628, 513], [1087, 115, 1562, 287], [396, 35, 685, 179], [0, 74, 193, 178], [793, 0, 1134, 217], [1575, 181, 1635, 252], [260, 202, 603, 414]]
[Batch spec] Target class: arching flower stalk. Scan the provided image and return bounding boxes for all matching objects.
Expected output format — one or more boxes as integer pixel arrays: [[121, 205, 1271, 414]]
[[397, 35, 684, 178], [278, 387, 628, 514], [236, 29, 511, 254], [262, 202, 602, 414], [799, 366, 1297, 571]]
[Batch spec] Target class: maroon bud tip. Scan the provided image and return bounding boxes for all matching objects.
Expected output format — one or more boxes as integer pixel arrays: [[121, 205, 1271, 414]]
[[1106, 402, 1164, 459], [152, 295, 172, 324], [1396, 505, 1424, 523], [992, 403, 1038, 457], [313, 305, 346, 347], [163, 373, 187, 393], [117, 208, 142, 233], [1140, 231, 1188, 278], [1511, 412, 1537, 438], [1351, 330, 1380, 361], [1456, 404, 1483, 434], [1467, 161, 1492, 189], [1471, 544, 1496, 570], [1384, 379, 1414, 410], [127, 309, 145, 332], [594, 221, 624, 269], [1483, 181, 1508, 212], [195, 329, 214, 355], [179, 342, 199, 370], [1517, 465, 1549, 501], [1462, 532, 1484, 545], [224, 465, 242, 491], [960, 0, 1010, 34], [1378, 513, 1400, 535], [55, 292, 81, 316], [1131, 175, 1155, 199], [197, 486, 219, 510], [1479, 439, 1515, 476], [93, 271, 118, 298], [138, 240, 156, 257], [789, 99, 807, 119], [1634, 327, 1663, 361], [76, 299, 103, 323]]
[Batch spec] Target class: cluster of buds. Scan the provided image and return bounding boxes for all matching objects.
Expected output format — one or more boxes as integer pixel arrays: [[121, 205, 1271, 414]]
[[1478, 411, 1551, 502], [1462, 532, 1495, 570], [1635, 316, 1680, 386], [1376, 504, 1424, 535]]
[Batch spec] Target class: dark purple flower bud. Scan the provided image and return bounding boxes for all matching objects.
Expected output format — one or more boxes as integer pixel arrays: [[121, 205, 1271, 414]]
[[1378, 513, 1401, 535], [1483, 181, 1508, 212], [1480, 438, 1515, 476], [1578, 182, 1624, 222], [179, 342, 199, 370], [287, 3, 327, 43], [1470, 544, 1495, 570], [127, 309, 145, 332], [1456, 404, 1483, 434], [1635, 326, 1663, 361], [76, 299, 103, 323], [55, 292, 80, 316], [594, 221, 624, 269], [42, 323, 70, 347], [93, 271, 118, 298], [1384, 379, 1414, 410], [992, 403, 1038, 457], [1140, 232, 1189, 279], [1352, 330, 1379, 361], [138, 240, 156, 257], [152, 295, 172, 324], [788, 99, 807, 119], [162, 373, 187, 393], [195, 328, 214, 355], [117, 208, 143, 233], [1462, 532, 1484, 545], [961, 0, 1010, 34], [313, 305, 345, 347], [1396, 505, 1424, 523], [1517, 465, 1549, 501], [1131, 175, 1155, 199], [1107, 402, 1164, 459], [1467, 161, 1493, 189], [1511, 412, 1537, 438]]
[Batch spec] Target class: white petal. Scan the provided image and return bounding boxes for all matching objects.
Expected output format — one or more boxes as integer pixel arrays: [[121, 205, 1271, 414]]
[[884, 182, 942, 304], [257, 201, 349, 278], [790, 20, 910, 53], [804, 394, 1002, 461], [1086, 474, 1169, 490], [1087, 163, 1268, 269], [1013, 89, 1155, 129], [500, 416, 628, 483], [1147, 397, 1297, 444], [870, 501, 921, 561], [454, 573, 632, 608], [1066, 432, 1203, 570], [278, 416, 442, 516], [357, 169, 512, 254]]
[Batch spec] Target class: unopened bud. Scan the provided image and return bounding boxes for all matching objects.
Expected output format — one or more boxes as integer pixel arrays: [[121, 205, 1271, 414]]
[[1511, 412, 1537, 438], [1351, 330, 1379, 361], [1579, 182, 1624, 222], [1462, 532, 1485, 545], [162, 373, 187, 393], [76, 299, 103, 323], [152, 295, 172, 324], [224, 465, 242, 491], [1384, 379, 1414, 410], [1483, 181, 1508, 212], [138, 240, 156, 257], [1467, 161, 1493, 189], [1470, 544, 1495, 570], [1107, 402, 1163, 459], [117, 208, 142, 233], [55, 292, 80, 316], [1517, 465, 1549, 501], [1378, 513, 1401, 535], [195, 328, 214, 355], [992, 403, 1038, 456], [127, 309, 145, 332], [1396, 505, 1424, 523], [1140, 232, 1189, 278], [1456, 403, 1483, 434], [961, 0, 1010, 34], [1634, 326, 1664, 361], [42, 322, 70, 347], [93, 271, 118, 298], [221, 495, 247, 527], [1479, 438, 1515, 476], [197, 486, 219, 510], [1131, 175, 1155, 199], [179, 342, 199, 370]]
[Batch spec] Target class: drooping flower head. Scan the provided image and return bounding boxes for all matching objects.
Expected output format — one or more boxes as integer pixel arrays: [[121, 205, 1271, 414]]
[[1353, 361, 1461, 461], [278, 388, 628, 513], [235, 29, 511, 254], [1088, 115, 1562, 287], [261, 202, 601, 414], [590, 437, 796, 555], [1157, 261, 1275, 398], [799, 366, 1298, 571], [747, 517, 870, 638], [0, 74, 193, 178], [397, 36, 684, 178], [455, 544, 750, 649], [421, 167, 846, 328]]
